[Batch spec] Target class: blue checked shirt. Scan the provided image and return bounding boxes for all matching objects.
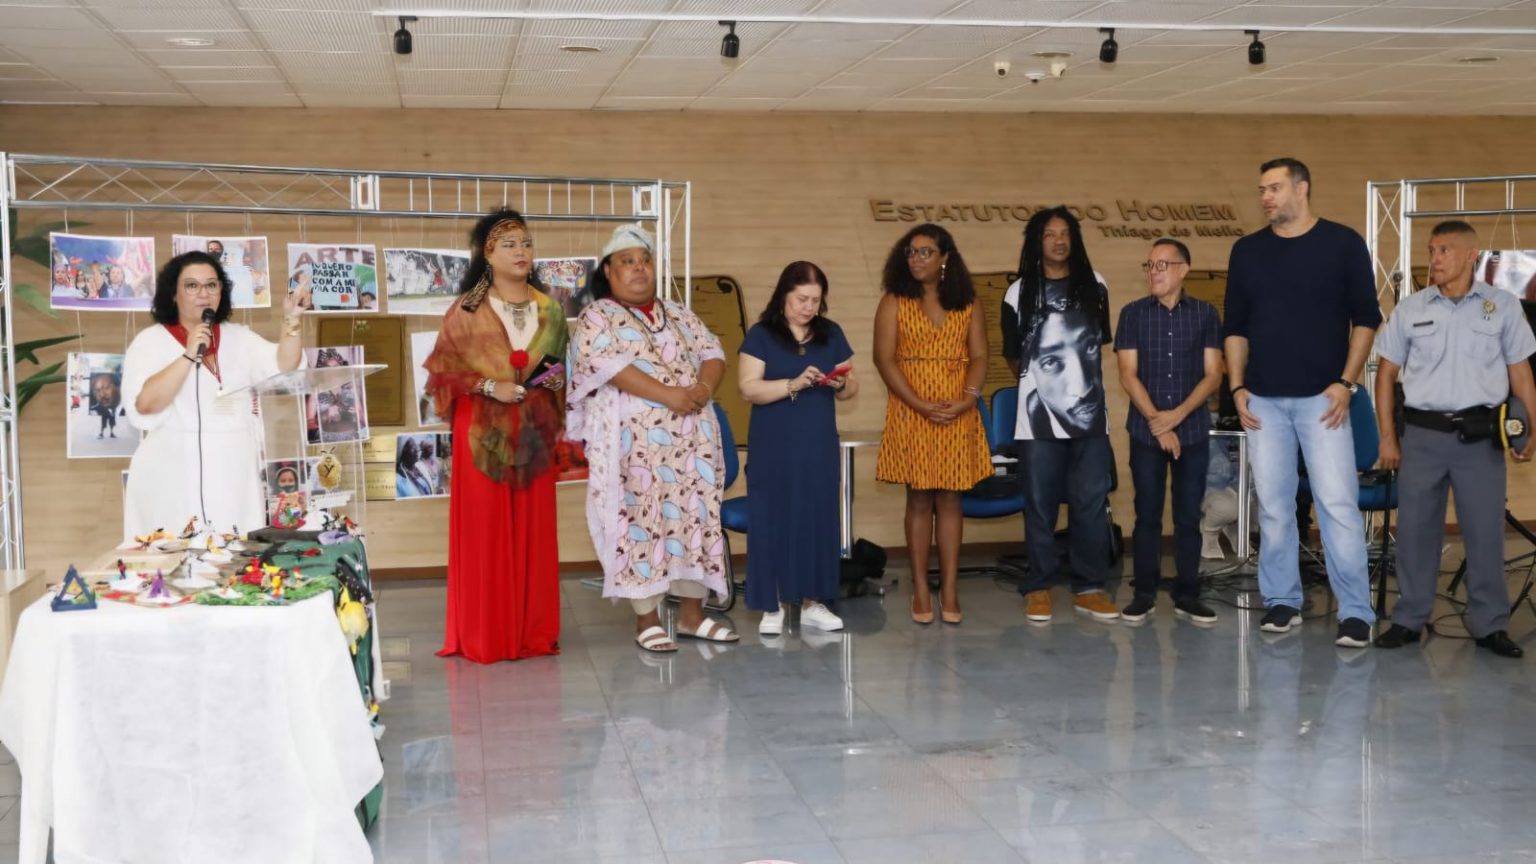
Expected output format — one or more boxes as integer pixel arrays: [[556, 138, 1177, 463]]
[[1114, 294, 1222, 448]]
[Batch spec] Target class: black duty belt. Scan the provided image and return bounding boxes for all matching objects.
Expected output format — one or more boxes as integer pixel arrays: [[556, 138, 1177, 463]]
[[1402, 405, 1496, 440]]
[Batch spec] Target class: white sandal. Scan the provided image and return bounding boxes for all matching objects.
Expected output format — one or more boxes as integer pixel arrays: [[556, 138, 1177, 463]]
[[635, 625, 678, 653], [677, 618, 740, 643]]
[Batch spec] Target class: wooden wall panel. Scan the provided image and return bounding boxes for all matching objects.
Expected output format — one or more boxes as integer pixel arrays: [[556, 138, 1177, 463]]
[[2, 106, 1534, 579]]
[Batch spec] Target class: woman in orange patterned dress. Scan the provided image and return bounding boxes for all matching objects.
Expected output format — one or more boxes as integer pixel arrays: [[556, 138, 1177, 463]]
[[873, 224, 992, 626]]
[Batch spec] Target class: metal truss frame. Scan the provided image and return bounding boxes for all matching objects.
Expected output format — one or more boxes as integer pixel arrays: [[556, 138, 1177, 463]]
[[0, 153, 693, 570]]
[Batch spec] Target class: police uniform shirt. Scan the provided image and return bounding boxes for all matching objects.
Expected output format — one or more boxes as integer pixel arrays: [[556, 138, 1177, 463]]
[[1375, 281, 1536, 412]]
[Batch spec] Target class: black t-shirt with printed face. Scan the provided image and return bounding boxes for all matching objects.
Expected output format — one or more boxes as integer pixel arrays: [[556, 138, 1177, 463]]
[[1001, 276, 1112, 440]]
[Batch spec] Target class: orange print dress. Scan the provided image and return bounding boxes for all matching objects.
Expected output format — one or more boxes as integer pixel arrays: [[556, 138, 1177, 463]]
[[875, 297, 993, 491]]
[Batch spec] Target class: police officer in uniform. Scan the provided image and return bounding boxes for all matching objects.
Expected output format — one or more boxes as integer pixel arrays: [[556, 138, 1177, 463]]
[[1374, 220, 1536, 657]]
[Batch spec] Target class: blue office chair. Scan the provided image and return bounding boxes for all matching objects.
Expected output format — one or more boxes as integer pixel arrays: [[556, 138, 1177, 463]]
[[711, 402, 744, 612], [927, 387, 1030, 585]]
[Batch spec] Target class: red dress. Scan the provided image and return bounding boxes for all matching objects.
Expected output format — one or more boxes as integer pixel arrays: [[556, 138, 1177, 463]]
[[437, 399, 560, 662]]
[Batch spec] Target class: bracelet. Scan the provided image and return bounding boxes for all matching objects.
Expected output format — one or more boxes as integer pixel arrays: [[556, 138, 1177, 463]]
[[183, 354, 199, 365], [478, 378, 496, 397], [787, 379, 798, 403], [1231, 385, 1249, 397], [963, 386, 982, 398]]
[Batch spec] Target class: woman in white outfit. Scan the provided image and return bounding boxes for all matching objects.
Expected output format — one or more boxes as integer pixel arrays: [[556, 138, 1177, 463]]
[[120, 251, 309, 538]]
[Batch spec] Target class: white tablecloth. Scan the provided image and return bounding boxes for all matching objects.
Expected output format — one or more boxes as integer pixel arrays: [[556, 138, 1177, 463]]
[[0, 593, 383, 864]]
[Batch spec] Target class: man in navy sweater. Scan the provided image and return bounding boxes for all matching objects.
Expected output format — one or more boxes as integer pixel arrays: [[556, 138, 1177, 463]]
[[1224, 157, 1383, 648]]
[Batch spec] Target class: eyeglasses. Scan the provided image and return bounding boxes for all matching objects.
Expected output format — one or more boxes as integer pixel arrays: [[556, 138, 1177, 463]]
[[906, 247, 940, 261], [1141, 260, 1184, 273], [180, 281, 222, 295]]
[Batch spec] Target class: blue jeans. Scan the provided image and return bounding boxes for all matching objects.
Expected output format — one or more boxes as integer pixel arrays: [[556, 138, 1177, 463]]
[[1017, 436, 1112, 594], [1247, 394, 1374, 623], [1129, 440, 1209, 602]]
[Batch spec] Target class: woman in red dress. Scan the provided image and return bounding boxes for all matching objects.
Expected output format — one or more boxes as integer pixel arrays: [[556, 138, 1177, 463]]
[[425, 209, 568, 662]]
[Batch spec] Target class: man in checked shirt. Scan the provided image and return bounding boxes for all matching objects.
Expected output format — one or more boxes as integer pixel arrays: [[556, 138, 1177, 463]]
[[1114, 238, 1224, 624]]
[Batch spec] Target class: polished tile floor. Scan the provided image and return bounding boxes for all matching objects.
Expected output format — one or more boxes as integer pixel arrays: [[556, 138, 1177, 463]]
[[359, 549, 1536, 864], [4, 548, 1536, 864]]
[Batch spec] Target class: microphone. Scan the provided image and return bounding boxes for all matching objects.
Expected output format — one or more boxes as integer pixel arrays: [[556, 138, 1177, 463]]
[[197, 308, 215, 357]]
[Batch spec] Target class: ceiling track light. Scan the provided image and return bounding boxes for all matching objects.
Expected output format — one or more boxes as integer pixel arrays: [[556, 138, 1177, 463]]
[[394, 15, 417, 56], [1098, 28, 1117, 64], [720, 20, 739, 59], [1247, 29, 1265, 65]]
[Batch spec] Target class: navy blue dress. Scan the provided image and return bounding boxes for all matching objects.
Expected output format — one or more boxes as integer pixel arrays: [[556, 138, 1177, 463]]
[[740, 321, 854, 611]]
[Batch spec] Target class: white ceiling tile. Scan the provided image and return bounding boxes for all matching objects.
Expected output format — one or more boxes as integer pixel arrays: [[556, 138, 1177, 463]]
[[162, 65, 285, 83], [688, 96, 786, 111], [0, 6, 98, 29], [524, 20, 657, 41], [88, 91, 200, 105], [707, 71, 822, 97], [517, 36, 645, 56], [595, 95, 695, 109], [275, 52, 395, 83], [140, 49, 272, 67], [232, 0, 374, 9], [299, 87, 400, 107], [117, 31, 265, 51], [0, 66, 53, 81], [242, 10, 378, 35], [500, 85, 605, 109], [92, 8, 246, 31], [673, 0, 818, 13], [180, 83, 301, 106], [400, 93, 499, 108], [2, 28, 122, 50], [398, 69, 506, 96], [261, 31, 383, 52]]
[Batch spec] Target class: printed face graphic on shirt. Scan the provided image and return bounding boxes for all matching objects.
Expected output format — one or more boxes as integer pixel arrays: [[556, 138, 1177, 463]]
[[1028, 307, 1103, 435]]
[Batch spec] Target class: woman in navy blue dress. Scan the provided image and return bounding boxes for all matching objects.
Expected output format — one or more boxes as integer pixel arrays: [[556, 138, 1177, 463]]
[[737, 261, 859, 636]]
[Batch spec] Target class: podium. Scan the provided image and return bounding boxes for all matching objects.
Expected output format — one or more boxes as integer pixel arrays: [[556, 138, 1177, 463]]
[[229, 364, 387, 535]]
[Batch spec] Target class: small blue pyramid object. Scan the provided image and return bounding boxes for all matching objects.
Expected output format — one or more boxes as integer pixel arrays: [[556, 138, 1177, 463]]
[[51, 565, 97, 612]]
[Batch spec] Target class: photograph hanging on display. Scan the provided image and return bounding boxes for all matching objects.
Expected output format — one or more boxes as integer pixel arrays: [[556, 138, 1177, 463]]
[[384, 248, 467, 316], [304, 346, 370, 444], [1476, 250, 1536, 301], [286, 243, 379, 313], [264, 458, 306, 498], [49, 234, 155, 312], [173, 235, 271, 308], [66, 352, 136, 459], [410, 330, 444, 427], [535, 257, 598, 319], [394, 432, 451, 500]]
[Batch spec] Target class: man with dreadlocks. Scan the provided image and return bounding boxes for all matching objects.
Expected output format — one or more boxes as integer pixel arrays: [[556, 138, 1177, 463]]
[[1001, 206, 1120, 623]]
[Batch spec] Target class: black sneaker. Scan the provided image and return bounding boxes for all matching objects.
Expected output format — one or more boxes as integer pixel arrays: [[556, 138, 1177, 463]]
[[1120, 596, 1155, 623], [1373, 623, 1420, 649], [1335, 617, 1371, 648], [1173, 598, 1218, 624], [1259, 605, 1301, 633], [1475, 630, 1524, 659]]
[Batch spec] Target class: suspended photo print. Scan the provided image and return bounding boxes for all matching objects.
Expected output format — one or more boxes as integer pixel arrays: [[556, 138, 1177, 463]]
[[49, 234, 155, 312]]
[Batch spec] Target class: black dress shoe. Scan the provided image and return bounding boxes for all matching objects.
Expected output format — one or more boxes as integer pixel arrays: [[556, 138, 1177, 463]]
[[1475, 630, 1524, 659], [1373, 623, 1421, 649]]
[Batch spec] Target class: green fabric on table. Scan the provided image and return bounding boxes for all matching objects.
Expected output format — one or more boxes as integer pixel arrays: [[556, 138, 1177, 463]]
[[193, 574, 339, 606]]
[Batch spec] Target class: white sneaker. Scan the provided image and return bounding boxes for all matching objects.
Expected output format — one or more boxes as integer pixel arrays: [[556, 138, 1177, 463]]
[[800, 602, 844, 631], [759, 607, 785, 636], [1200, 531, 1226, 560]]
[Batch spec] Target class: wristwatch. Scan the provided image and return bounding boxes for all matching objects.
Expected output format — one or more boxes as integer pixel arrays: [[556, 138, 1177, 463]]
[[1336, 378, 1359, 394]]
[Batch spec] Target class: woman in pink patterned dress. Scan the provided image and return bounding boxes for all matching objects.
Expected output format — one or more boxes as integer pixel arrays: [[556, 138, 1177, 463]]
[[567, 224, 739, 653]]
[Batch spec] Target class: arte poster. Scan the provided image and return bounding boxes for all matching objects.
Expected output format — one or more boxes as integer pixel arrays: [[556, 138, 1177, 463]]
[[287, 243, 378, 313], [173, 235, 272, 308], [49, 234, 155, 312], [304, 346, 370, 444], [384, 248, 466, 316], [67, 352, 136, 458], [1477, 250, 1536, 301], [410, 330, 444, 427], [534, 256, 597, 319]]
